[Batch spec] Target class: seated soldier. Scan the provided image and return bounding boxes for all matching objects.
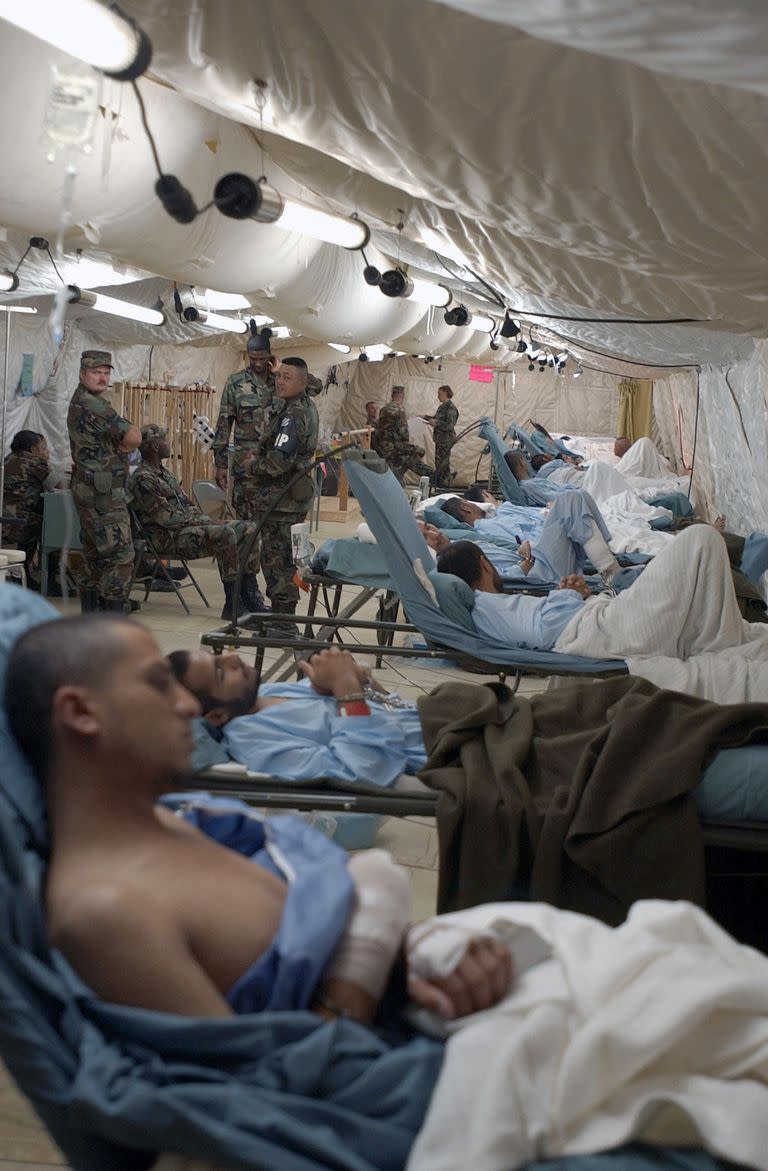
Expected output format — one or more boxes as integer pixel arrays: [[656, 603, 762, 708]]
[[130, 424, 270, 619], [2, 430, 65, 588], [437, 525, 768, 682]]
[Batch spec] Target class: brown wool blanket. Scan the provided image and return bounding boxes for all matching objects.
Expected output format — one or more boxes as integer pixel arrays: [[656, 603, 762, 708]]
[[417, 676, 768, 921]]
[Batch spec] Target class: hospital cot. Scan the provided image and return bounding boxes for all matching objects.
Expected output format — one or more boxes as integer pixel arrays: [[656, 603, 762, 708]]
[[0, 584, 756, 1171], [201, 451, 630, 686]]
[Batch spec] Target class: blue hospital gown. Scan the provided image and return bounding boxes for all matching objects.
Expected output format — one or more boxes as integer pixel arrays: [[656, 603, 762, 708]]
[[471, 588, 585, 649], [222, 680, 427, 786]]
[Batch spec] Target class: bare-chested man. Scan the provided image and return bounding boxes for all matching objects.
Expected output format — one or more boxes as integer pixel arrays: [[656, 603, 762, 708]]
[[5, 615, 512, 1024]]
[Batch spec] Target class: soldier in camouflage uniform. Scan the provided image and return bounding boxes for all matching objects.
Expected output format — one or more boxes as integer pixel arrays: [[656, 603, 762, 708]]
[[243, 356, 319, 629], [67, 351, 141, 613], [371, 386, 434, 484], [1, 430, 61, 584], [212, 331, 277, 612], [423, 384, 459, 488], [130, 425, 264, 619]]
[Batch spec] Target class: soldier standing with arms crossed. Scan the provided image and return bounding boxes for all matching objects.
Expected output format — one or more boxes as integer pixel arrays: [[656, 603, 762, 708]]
[[211, 330, 275, 613], [244, 357, 319, 635], [67, 351, 141, 614]]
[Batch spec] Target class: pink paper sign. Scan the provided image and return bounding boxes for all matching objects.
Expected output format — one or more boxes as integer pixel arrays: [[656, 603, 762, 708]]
[[469, 364, 495, 383]]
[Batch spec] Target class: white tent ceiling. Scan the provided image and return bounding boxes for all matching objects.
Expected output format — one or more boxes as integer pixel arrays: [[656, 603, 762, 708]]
[[0, 1, 766, 368], [118, 0, 768, 344]]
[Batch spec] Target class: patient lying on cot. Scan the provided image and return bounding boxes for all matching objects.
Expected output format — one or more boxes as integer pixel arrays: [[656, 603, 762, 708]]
[[8, 615, 768, 1170], [5, 616, 511, 1025], [437, 525, 768, 670], [440, 491, 624, 585]]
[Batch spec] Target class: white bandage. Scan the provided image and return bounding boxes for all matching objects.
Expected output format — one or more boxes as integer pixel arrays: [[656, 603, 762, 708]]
[[325, 849, 412, 1001], [583, 528, 620, 579]]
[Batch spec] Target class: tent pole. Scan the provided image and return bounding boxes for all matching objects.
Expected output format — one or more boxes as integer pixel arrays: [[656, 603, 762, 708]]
[[0, 310, 11, 547]]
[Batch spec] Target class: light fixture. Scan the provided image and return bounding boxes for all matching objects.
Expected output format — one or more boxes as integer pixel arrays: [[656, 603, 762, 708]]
[[271, 325, 291, 339], [175, 289, 248, 333], [444, 305, 471, 327], [378, 267, 452, 308], [0, 271, 19, 293], [201, 312, 248, 335], [516, 338, 527, 353], [528, 362, 535, 371], [472, 314, 496, 334], [0, 0, 152, 80], [500, 313, 520, 338], [573, 364, 583, 379], [328, 342, 352, 353], [68, 285, 164, 325], [214, 174, 370, 250], [205, 289, 251, 311], [362, 344, 389, 361], [0, 304, 37, 314]]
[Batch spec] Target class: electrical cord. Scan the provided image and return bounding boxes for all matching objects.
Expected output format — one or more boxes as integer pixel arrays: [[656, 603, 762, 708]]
[[131, 80, 163, 178], [43, 244, 65, 285]]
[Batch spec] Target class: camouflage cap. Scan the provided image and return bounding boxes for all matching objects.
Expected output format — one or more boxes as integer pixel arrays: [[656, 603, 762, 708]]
[[140, 423, 168, 444], [80, 350, 114, 369]]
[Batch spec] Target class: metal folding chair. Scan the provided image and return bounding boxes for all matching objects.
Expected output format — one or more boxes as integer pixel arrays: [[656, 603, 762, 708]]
[[191, 479, 235, 521], [128, 509, 210, 615]]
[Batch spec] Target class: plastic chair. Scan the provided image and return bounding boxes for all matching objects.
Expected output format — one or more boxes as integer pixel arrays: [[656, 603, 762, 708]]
[[40, 491, 82, 595]]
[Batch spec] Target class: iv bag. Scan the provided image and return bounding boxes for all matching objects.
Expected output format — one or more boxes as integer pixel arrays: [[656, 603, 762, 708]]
[[43, 64, 100, 152]]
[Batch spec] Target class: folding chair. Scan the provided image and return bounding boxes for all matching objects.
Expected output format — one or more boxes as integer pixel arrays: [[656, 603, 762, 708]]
[[40, 491, 82, 595], [128, 509, 210, 615], [191, 479, 235, 521]]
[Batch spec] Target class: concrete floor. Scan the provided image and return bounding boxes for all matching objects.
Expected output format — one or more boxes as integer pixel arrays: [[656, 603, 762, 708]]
[[0, 512, 549, 1169]]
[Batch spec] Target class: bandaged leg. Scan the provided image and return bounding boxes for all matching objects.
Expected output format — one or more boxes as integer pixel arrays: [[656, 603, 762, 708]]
[[583, 525, 621, 584], [532, 491, 620, 583], [324, 849, 412, 1002]]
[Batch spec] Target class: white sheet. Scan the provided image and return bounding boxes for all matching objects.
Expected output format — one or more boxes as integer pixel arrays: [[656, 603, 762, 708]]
[[555, 525, 768, 702], [407, 899, 768, 1171]]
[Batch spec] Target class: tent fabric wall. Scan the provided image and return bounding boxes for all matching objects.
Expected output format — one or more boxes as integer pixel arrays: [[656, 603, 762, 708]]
[[654, 342, 768, 546], [0, 316, 245, 466], [617, 379, 654, 443]]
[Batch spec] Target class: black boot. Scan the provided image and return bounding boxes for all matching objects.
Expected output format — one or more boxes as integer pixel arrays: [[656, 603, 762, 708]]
[[242, 572, 271, 613], [265, 605, 298, 640], [102, 598, 141, 614], [221, 580, 250, 620], [79, 588, 100, 613]]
